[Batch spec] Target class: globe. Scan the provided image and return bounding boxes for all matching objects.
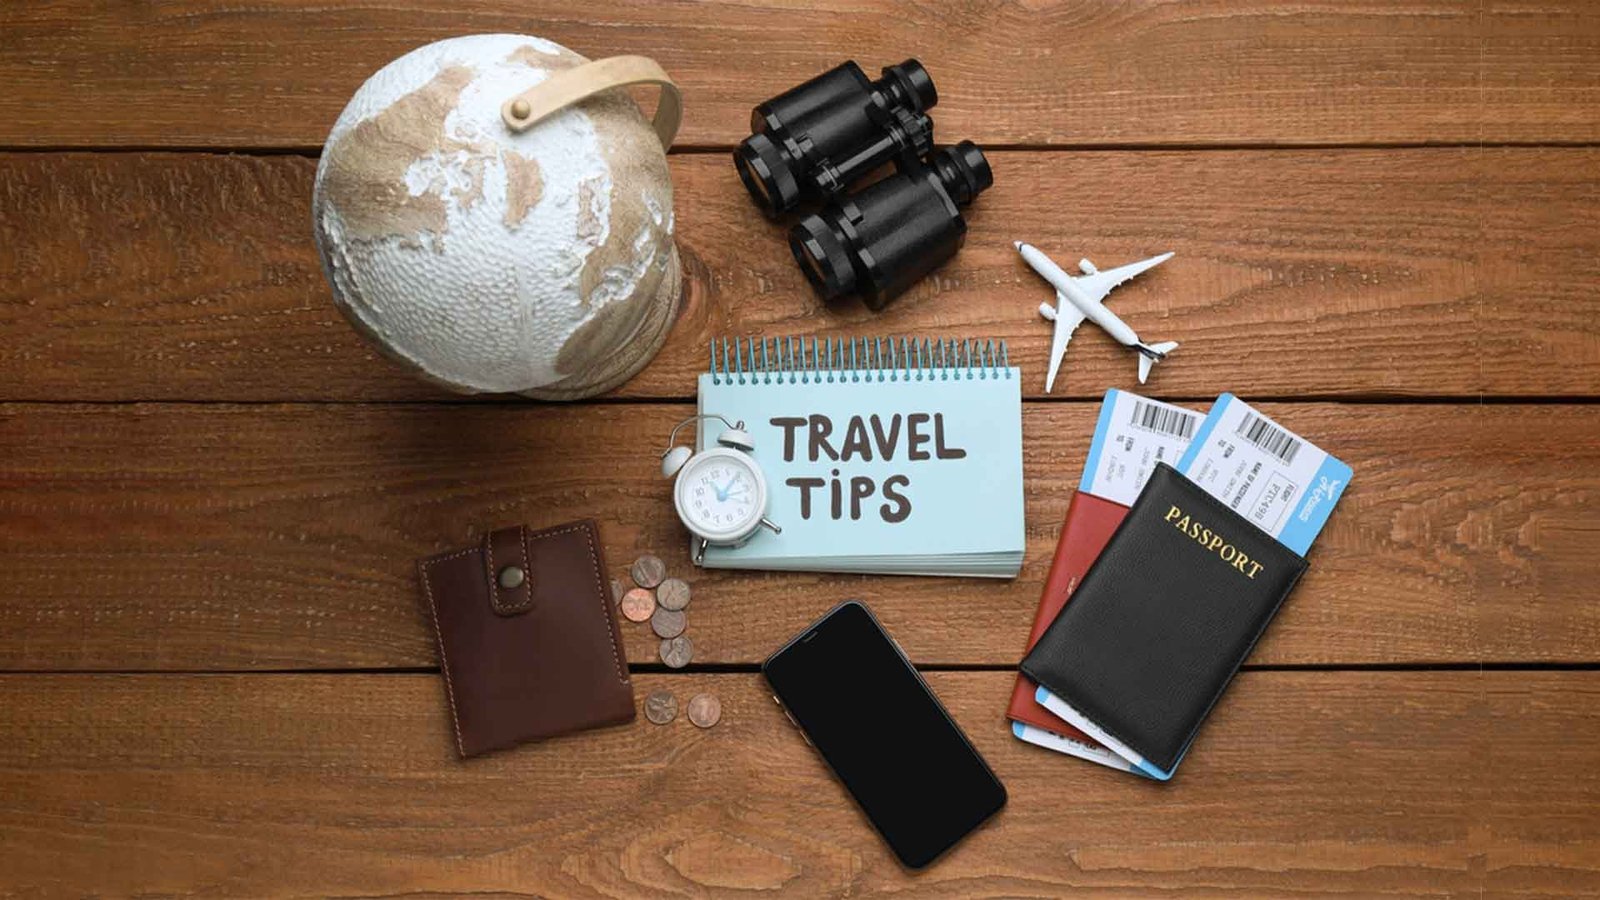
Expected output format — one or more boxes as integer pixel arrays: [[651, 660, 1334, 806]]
[[312, 34, 680, 398]]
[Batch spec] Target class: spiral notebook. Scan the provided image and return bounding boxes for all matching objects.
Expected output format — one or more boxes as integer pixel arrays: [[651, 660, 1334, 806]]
[[696, 337, 1024, 577]]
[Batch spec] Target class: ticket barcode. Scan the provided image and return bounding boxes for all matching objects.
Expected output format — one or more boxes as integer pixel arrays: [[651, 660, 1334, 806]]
[[1236, 412, 1302, 464], [1130, 400, 1196, 440], [1177, 392, 1350, 555]]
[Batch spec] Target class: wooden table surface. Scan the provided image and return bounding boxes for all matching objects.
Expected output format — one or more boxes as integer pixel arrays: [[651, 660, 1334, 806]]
[[3, 3, 1599, 897]]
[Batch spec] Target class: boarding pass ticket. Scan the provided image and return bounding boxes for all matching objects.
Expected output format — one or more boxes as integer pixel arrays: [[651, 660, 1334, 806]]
[[1080, 389, 1203, 506], [1174, 392, 1351, 556]]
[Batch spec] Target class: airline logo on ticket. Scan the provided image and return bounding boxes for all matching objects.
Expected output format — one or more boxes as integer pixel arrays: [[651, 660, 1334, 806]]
[[1174, 393, 1351, 555], [1080, 389, 1203, 506]]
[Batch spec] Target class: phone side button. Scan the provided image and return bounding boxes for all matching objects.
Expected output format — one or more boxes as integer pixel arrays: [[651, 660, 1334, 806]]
[[779, 707, 813, 746]]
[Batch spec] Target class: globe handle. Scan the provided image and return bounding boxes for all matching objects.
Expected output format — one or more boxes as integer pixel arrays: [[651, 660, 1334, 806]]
[[501, 55, 682, 150]]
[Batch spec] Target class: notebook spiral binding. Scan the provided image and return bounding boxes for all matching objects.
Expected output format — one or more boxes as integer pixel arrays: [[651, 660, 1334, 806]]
[[708, 337, 1011, 386]]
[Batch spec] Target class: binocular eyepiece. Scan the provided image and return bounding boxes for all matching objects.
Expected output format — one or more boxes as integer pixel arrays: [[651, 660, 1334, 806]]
[[790, 141, 993, 310], [735, 59, 938, 217]]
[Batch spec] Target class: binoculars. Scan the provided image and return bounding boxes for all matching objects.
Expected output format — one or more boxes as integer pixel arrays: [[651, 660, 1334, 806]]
[[736, 59, 992, 311]]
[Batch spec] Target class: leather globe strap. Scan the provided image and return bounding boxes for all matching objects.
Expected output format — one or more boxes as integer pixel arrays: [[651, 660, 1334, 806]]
[[500, 55, 682, 149]]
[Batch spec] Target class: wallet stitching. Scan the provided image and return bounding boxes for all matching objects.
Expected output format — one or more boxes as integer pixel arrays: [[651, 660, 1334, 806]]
[[420, 548, 476, 757], [523, 521, 629, 686], [515, 526, 533, 611], [483, 533, 499, 613], [576, 524, 630, 686]]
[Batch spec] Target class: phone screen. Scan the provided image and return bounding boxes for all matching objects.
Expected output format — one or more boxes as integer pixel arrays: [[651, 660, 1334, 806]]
[[762, 601, 1006, 868]]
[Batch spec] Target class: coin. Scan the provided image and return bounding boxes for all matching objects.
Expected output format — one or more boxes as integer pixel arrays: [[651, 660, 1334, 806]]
[[631, 554, 666, 589], [644, 690, 677, 725], [611, 579, 624, 604], [650, 606, 686, 639], [656, 577, 691, 611], [659, 635, 693, 669], [620, 588, 656, 623], [687, 693, 721, 728]]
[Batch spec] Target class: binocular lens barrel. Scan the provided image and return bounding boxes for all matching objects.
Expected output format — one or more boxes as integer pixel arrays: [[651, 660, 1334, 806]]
[[790, 141, 993, 310], [735, 59, 938, 217]]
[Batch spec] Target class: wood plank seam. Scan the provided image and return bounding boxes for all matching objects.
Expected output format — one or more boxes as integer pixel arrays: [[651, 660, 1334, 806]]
[[6, 149, 1597, 401]]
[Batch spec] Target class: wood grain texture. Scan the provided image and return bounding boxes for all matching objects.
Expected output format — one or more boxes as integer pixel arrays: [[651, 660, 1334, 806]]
[[3, 401, 1595, 671], [0, 670, 1595, 897], [4, 0, 1596, 892], [4, 149, 1600, 402], [1, 1, 1598, 149]]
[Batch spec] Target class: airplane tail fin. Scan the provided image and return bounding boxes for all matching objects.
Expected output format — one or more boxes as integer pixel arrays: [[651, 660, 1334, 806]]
[[1136, 341, 1180, 384]]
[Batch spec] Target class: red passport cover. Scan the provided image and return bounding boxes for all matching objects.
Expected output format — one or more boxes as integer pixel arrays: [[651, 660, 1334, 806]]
[[1007, 491, 1129, 737]]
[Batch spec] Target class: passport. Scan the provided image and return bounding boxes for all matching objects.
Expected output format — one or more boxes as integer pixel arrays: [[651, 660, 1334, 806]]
[[1007, 390, 1203, 774], [1004, 490, 1129, 769], [1019, 463, 1308, 779]]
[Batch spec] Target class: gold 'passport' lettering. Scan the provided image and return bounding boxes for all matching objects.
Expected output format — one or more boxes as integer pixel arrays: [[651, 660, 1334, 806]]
[[1163, 505, 1265, 579]]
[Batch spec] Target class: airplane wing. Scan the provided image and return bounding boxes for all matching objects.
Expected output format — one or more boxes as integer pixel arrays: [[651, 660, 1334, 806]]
[[1044, 291, 1087, 393], [1068, 252, 1175, 305]]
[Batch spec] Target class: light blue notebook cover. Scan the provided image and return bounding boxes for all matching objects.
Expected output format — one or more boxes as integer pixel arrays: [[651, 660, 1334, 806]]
[[697, 337, 1024, 577]]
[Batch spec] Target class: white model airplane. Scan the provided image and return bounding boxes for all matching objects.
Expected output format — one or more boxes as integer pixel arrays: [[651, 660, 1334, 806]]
[[1015, 241, 1178, 390]]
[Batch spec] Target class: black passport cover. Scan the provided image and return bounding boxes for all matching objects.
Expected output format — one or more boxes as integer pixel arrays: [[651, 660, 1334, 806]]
[[1020, 463, 1309, 775]]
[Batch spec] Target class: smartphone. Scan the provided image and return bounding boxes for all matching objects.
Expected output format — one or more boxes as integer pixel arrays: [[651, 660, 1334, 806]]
[[762, 600, 1006, 869]]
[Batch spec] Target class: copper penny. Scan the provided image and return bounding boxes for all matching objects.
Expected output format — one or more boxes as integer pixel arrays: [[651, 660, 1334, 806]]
[[650, 606, 686, 639], [644, 690, 677, 725], [620, 588, 656, 623], [687, 693, 721, 729], [656, 577, 691, 611], [659, 635, 693, 669], [631, 554, 667, 589]]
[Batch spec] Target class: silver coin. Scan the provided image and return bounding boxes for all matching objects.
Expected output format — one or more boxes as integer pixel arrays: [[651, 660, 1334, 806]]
[[659, 635, 694, 669], [611, 578, 624, 604], [650, 606, 686, 639], [644, 690, 677, 725], [687, 693, 721, 729], [631, 555, 667, 589], [656, 577, 691, 611]]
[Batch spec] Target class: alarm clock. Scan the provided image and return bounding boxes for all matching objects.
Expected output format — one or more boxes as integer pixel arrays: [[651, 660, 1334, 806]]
[[660, 414, 781, 565]]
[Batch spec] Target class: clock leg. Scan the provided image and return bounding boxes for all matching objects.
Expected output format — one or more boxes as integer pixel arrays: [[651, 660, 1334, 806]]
[[693, 538, 708, 566], [760, 517, 782, 535]]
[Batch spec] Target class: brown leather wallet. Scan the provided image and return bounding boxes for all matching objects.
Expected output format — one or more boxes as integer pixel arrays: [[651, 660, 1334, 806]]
[[418, 520, 635, 757]]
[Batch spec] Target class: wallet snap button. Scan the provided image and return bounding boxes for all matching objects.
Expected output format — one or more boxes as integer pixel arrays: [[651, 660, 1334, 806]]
[[497, 565, 526, 589]]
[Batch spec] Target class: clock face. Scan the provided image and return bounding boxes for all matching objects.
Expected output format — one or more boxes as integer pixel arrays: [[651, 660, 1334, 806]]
[[676, 451, 764, 540]]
